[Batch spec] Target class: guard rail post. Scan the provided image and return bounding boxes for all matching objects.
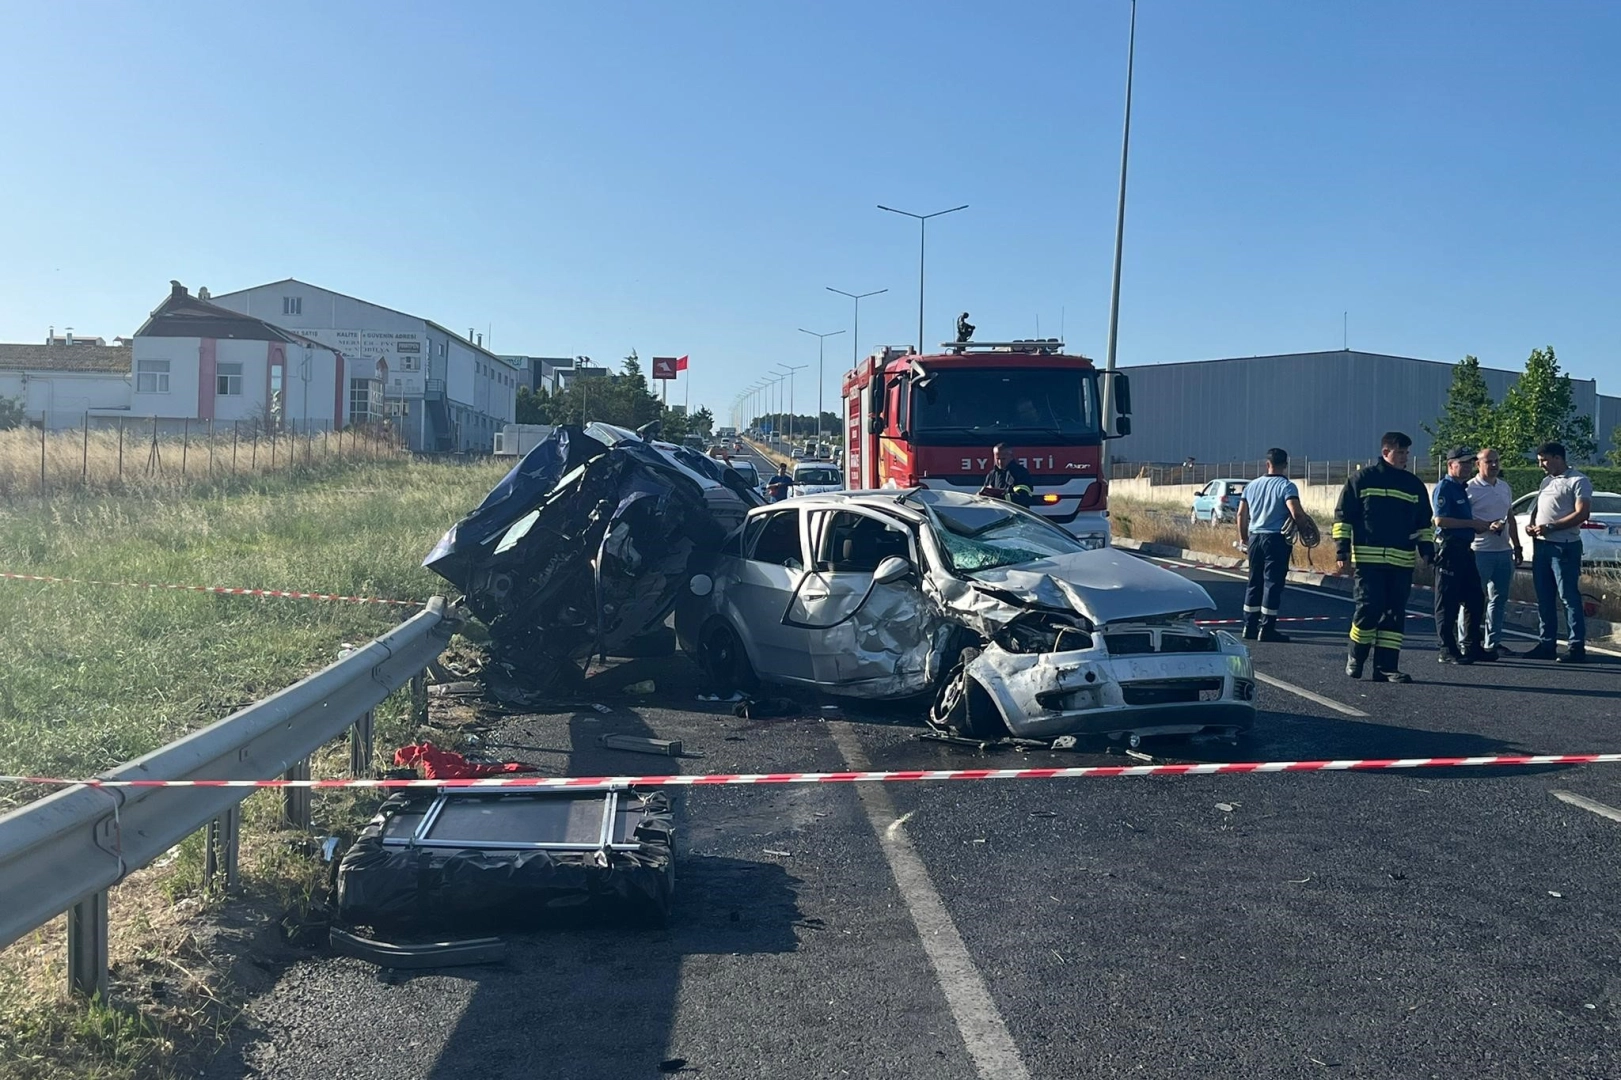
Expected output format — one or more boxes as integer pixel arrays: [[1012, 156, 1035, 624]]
[[66, 891, 108, 999], [411, 672, 428, 726], [283, 758, 311, 831], [204, 806, 240, 892], [350, 709, 375, 778]]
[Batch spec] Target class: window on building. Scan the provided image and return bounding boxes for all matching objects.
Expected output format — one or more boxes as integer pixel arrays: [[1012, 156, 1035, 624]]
[[216, 361, 243, 396], [436, 342, 446, 357], [282, 296, 302, 316], [348, 378, 372, 422], [136, 358, 170, 393]]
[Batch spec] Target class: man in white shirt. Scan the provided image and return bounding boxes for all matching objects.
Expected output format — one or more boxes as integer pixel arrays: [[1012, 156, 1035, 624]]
[[1524, 440, 1592, 664], [1464, 448, 1522, 659]]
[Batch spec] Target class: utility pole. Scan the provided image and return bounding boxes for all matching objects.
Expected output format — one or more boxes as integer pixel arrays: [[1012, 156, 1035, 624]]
[[1100, 0, 1136, 475]]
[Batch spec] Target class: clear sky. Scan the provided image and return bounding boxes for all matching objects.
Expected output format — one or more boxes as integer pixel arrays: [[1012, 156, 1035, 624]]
[[3, 0, 1617, 422]]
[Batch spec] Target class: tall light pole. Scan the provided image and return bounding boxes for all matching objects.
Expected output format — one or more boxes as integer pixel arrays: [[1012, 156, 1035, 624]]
[[826, 285, 885, 434], [1101, 0, 1136, 474], [775, 363, 806, 446], [797, 327, 845, 446], [877, 204, 967, 354]]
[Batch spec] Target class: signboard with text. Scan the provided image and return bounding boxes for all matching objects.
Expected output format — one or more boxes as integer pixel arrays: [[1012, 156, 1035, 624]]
[[294, 328, 427, 396], [651, 356, 678, 381]]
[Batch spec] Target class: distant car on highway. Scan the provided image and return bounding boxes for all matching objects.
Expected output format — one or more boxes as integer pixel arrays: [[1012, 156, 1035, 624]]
[[1511, 489, 1621, 566], [1191, 479, 1247, 524], [790, 461, 843, 498], [729, 459, 761, 488], [790, 447, 806, 459]]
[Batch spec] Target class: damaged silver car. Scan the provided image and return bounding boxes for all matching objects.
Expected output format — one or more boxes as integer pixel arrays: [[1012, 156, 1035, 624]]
[[676, 489, 1255, 741]]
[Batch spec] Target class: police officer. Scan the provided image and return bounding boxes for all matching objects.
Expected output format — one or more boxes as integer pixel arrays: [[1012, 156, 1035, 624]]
[[1430, 446, 1490, 664], [979, 443, 1034, 507], [1333, 432, 1436, 682]]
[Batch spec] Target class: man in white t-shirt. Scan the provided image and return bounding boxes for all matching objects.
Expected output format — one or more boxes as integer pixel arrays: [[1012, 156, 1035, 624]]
[[1463, 448, 1522, 659], [1524, 440, 1592, 664]]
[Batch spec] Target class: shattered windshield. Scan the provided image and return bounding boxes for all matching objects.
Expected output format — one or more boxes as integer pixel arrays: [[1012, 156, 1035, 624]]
[[924, 500, 1086, 574]]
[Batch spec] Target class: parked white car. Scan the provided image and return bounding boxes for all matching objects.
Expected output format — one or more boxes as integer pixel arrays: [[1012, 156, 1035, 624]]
[[676, 489, 1255, 743], [1511, 489, 1621, 566]]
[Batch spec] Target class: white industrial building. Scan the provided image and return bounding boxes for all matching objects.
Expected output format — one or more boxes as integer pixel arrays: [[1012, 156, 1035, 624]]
[[207, 279, 517, 452], [0, 341, 132, 429], [1113, 350, 1620, 466], [130, 282, 357, 433]]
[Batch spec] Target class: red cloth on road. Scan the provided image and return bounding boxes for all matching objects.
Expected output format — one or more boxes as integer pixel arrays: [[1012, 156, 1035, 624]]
[[392, 741, 540, 779]]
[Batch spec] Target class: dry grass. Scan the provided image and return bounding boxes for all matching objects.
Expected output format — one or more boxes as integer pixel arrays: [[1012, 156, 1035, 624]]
[[0, 423, 402, 499], [0, 455, 509, 1079]]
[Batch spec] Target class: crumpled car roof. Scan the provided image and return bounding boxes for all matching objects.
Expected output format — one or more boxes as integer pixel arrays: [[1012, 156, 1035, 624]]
[[426, 425, 762, 684]]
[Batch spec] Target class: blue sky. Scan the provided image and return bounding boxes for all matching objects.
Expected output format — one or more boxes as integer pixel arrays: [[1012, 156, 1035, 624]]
[[3, 0, 1617, 421]]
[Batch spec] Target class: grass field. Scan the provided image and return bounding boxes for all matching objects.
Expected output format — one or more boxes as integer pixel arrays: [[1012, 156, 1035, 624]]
[[0, 454, 509, 1079]]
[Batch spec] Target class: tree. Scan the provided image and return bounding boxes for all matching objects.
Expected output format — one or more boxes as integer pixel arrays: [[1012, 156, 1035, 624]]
[[515, 386, 550, 425], [1423, 356, 1498, 457], [1608, 426, 1621, 467], [0, 395, 26, 430], [1495, 346, 1596, 461]]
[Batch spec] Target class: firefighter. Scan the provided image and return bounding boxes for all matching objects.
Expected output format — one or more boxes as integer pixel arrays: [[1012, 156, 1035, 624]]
[[1333, 431, 1436, 682], [956, 312, 975, 343], [979, 443, 1034, 507]]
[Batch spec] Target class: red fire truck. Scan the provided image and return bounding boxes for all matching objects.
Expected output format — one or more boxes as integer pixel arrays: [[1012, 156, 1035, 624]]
[[841, 338, 1131, 548]]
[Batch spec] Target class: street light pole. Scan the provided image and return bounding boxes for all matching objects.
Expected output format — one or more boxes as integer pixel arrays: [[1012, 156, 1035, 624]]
[[877, 205, 966, 354], [797, 327, 845, 447], [1101, 0, 1136, 474], [775, 363, 806, 447]]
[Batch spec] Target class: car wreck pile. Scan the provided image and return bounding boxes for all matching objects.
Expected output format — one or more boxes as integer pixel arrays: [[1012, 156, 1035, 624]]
[[431, 436, 1256, 744], [425, 423, 763, 690]]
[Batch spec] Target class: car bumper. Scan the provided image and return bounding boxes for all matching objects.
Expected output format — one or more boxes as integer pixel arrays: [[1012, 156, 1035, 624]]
[[966, 637, 1256, 739]]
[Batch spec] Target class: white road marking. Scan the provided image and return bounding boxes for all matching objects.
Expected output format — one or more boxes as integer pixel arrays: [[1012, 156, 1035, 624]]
[[1551, 789, 1621, 823], [827, 722, 1032, 1080], [1146, 551, 1621, 658], [1253, 671, 1369, 717]]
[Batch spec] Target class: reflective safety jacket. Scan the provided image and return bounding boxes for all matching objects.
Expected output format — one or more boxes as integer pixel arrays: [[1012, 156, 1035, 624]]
[[1332, 458, 1435, 569]]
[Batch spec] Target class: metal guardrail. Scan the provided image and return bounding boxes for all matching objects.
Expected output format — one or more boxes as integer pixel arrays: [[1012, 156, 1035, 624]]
[[0, 597, 455, 998]]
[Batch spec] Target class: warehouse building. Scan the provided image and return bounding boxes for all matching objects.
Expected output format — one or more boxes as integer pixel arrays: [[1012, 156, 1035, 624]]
[[208, 279, 517, 452], [1113, 350, 1619, 466]]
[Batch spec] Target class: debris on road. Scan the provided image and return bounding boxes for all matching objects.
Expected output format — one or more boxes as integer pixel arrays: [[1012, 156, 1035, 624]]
[[763, 849, 792, 858], [599, 733, 683, 757], [622, 679, 657, 695], [393, 741, 540, 780], [425, 423, 762, 690], [328, 927, 506, 970], [1215, 802, 1236, 813], [337, 787, 675, 933], [428, 680, 483, 698]]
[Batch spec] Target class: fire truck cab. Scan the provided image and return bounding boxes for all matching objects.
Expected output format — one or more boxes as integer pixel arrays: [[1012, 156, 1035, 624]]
[[841, 339, 1132, 548]]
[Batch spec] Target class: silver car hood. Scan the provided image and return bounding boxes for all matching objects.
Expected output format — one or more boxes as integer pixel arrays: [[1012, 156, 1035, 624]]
[[965, 548, 1215, 626]]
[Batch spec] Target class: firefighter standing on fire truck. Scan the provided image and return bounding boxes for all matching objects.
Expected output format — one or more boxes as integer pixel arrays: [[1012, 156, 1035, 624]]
[[979, 443, 1035, 508], [1333, 431, 1436, 683]]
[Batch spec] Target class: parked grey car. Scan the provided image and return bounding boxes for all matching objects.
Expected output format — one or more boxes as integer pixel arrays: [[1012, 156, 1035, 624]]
[[676, 489, 1255, 741]]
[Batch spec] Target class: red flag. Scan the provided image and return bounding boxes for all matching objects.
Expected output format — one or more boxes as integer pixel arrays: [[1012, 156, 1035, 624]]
[[676, 355, 689, 371]]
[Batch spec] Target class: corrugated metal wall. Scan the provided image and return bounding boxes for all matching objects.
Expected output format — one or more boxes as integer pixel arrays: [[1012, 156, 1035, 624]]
[[1112, 350, 1613, 464]]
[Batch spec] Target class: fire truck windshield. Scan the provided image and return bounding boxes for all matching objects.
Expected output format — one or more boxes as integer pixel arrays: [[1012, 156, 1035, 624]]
[[910, 368, 1100, 445]]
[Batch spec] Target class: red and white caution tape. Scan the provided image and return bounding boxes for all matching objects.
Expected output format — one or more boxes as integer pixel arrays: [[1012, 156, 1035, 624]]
[[0, 571, 422, 608], [5, 754, 1620, 791]]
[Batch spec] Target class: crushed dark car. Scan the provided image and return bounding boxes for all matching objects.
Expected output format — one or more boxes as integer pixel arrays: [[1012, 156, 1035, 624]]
[[425, 423, 763, 687]]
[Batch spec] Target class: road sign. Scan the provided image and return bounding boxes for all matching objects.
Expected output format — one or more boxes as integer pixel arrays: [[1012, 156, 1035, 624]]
[[652, 356, 678, 381]]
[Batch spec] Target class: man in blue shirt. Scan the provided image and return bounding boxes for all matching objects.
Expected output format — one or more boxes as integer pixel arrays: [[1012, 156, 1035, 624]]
[[1237, 448, 1310, 642], [1431, 446, 1491, 664]]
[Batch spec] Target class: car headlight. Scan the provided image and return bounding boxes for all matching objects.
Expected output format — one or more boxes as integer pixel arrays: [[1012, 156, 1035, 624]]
[[1074, 534, 1107, 550]]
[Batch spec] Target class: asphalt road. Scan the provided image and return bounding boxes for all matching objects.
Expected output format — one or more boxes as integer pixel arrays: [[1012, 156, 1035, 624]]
[[205, 470, 1621, 1080]]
